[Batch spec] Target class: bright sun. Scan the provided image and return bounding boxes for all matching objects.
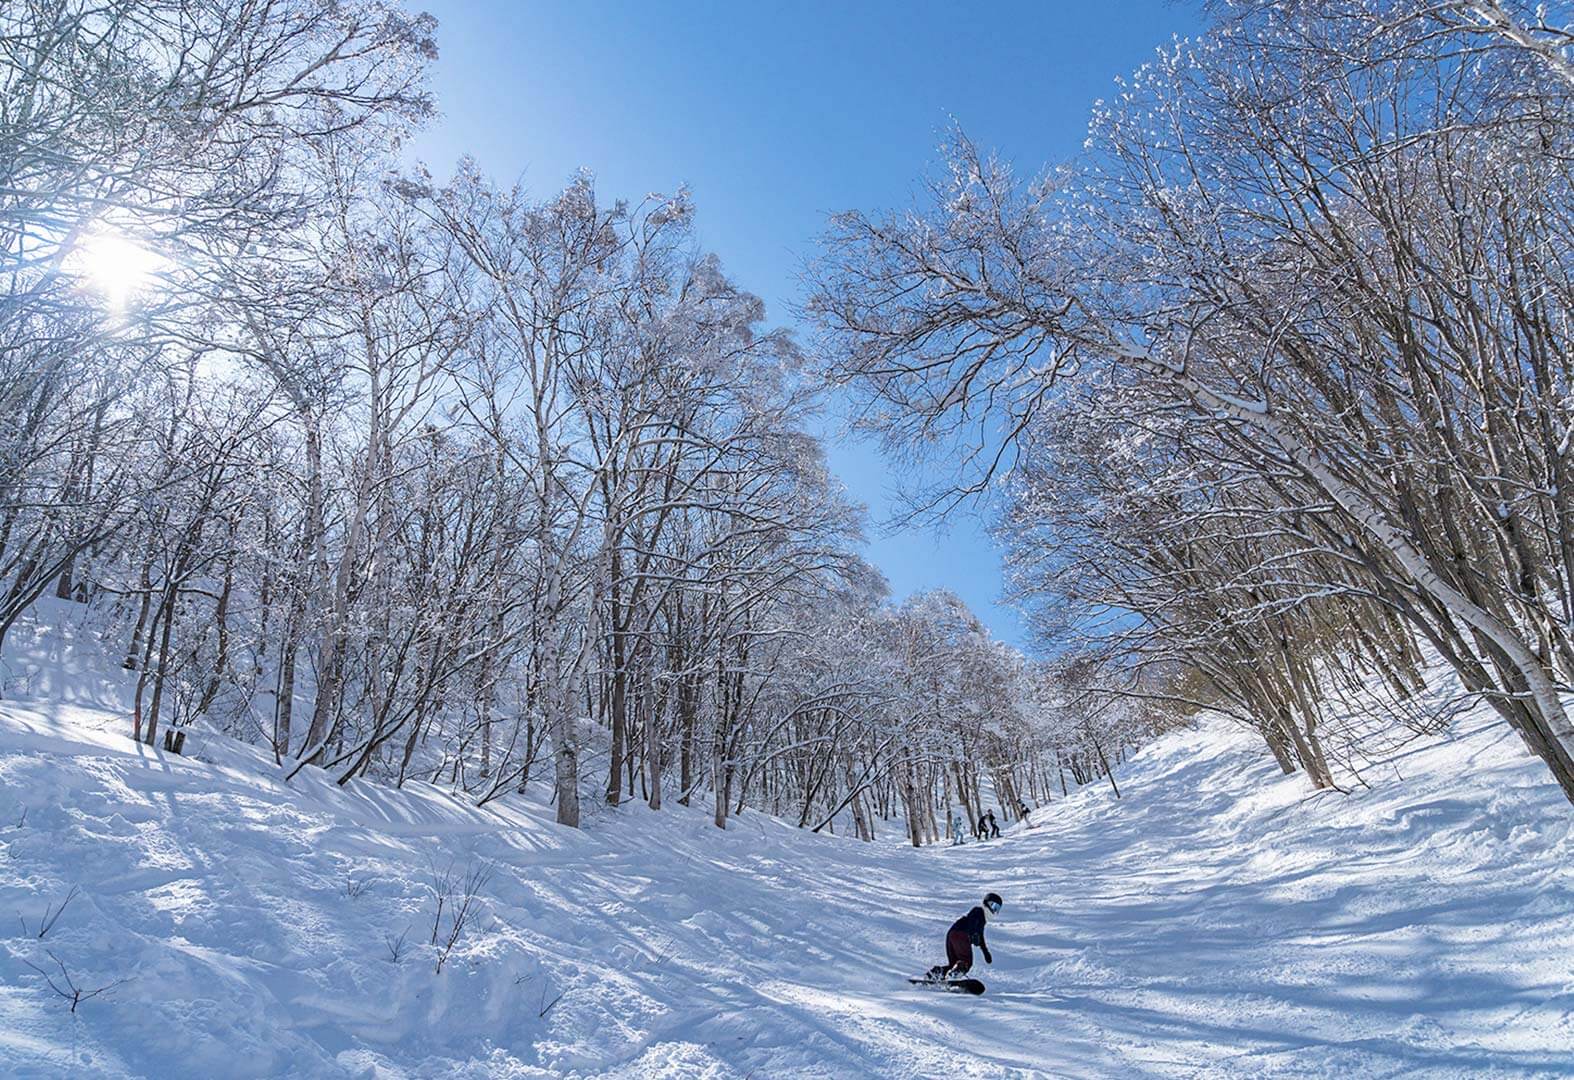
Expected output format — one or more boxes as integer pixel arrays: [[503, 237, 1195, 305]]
[[75, 231, 166, 309]]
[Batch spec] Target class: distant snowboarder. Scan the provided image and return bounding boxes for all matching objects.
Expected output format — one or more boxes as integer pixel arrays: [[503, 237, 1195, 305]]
[[985, 810, 1000, 839], [975, 813, 988, 841], [1018, 801, 1034, 829], [949, 812, 965, 846], [924, 892, 1003, 983]]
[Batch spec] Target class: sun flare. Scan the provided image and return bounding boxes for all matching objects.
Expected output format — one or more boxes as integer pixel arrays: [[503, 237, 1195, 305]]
[[75, 231, 165, 308]]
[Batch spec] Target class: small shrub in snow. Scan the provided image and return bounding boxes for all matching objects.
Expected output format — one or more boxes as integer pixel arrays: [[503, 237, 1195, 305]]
[[427, 858, 493, 975], [537, 987, 565, 1019], [19, 883, 80, 939], [1, 669, 37, 698], [383, 927, 410, 964], [23, 950, 125, 1013]]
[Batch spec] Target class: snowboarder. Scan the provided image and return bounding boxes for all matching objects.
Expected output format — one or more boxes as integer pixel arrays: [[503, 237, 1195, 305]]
[[985, 810, 1000, 839], [949, 811, 965, 846], [1018, 801, 1034, 829], [926, 892, 1003, 981], [975, 813, 988, 841]]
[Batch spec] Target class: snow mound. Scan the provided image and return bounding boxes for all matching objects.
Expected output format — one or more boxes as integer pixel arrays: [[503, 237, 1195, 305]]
[[2, 686, 1573, 1076]]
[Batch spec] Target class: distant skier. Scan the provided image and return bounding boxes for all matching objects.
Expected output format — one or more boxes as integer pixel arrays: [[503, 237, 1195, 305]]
[[975, 813, 988, 841], [1018, 801, 1034, 829], [985, 810, 1000, 839], [926, 892, 1003, 981], [949, 811, 965, 846]]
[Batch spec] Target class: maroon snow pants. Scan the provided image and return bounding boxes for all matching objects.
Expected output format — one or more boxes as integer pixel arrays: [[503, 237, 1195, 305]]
[[944, 927, 973, 974]]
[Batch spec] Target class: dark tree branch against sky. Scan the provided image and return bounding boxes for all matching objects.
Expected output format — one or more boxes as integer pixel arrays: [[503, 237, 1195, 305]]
[[402, 0, 1205, 647]]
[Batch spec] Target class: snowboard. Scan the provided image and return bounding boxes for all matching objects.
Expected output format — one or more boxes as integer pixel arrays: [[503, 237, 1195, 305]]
[[909, 976, 986, 995]]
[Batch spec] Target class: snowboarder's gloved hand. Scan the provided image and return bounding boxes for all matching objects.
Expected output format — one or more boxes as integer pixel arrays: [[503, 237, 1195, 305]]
[[983, 947, 993, 964]]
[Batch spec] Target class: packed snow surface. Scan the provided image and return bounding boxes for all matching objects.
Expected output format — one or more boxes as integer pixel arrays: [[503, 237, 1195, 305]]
[[1, 629, 1573, 1075]]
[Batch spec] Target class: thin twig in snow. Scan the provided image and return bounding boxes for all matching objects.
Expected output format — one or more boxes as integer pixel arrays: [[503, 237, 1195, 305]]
[[23, 950, 126, 1013]]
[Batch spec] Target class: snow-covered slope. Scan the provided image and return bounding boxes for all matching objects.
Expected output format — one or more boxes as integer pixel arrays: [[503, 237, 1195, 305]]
[[2, 638, 1573, 1076]]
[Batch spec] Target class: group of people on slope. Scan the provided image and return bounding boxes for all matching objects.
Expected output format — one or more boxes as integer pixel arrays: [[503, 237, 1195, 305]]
[[947, 803, 1034, 845]]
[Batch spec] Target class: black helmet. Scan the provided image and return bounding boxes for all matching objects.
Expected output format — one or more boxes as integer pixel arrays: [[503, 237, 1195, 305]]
[[983, 892, 1003, 915]]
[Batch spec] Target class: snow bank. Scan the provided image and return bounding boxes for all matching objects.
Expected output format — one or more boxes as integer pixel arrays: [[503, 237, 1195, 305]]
[[2, 611, 1573, 1076]]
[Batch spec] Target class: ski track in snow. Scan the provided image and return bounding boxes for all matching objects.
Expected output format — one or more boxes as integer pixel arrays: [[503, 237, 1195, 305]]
[[1, 623, 1573, 1076]]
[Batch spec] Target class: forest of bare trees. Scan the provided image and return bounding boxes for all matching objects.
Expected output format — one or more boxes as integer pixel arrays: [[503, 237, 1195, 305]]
[[1, 0, 1145, 845], [18, 0, 1552, 850], [809, 0, 1574, 802]]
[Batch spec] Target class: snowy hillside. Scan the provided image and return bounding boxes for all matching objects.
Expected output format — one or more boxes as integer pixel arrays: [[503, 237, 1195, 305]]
[[14, 1, 1574, 1076], [3, 628, 1574, 1078]]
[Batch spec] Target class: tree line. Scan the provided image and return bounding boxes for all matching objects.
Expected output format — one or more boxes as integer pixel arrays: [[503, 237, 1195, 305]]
[[1, 0, 1155, 840], [809, 0, 1574, 802]]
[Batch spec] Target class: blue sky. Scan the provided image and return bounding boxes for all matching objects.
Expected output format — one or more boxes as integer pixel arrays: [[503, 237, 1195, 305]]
[[405, 0, 1205, 648]]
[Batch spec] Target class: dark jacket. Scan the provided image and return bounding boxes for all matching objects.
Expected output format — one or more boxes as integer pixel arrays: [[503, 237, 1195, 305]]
[[949, 905, 989, 948]]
